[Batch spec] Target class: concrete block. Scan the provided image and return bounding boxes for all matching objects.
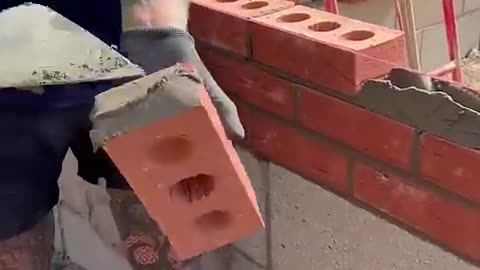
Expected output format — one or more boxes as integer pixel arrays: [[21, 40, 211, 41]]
[[413, 0, 463, 29], [457, 9, 480, 53], [417, 24, 450, 71], [338, 0, 397, 28], [418, 9, 480, 71], [269, 164, 477, 270], [464, 0, 480, 13]]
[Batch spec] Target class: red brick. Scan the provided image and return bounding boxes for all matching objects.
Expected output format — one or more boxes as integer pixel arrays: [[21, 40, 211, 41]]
[[189, 0, 294, 56], [99, 68, 264, 260], [299, 89, 414, 170], [247, 112, 348, 192], [198, 47, 297, 120], [354, 163, 480, 261], [250, 5, 406, 95], [421, 134, 480, 204]]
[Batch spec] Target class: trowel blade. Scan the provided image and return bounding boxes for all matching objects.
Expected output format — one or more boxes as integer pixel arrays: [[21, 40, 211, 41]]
[[0, 3, 145, 89]]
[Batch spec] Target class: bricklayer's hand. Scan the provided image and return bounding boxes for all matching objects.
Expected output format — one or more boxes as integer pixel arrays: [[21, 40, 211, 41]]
[[121, 33, 245, 141], [123, 0, 190, 31]]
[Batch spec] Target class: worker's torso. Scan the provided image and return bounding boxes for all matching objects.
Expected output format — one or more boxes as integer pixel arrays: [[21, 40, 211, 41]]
[[0, 0, 123, 109]]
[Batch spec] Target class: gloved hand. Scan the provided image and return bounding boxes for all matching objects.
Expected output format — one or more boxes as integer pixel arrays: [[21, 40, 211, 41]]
[[122, 0, 245, 140], [120, 0, 245, 141]]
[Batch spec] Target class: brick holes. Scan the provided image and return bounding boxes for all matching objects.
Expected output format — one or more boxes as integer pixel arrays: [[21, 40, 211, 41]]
[[342, 30, 375, 41], [241, 1, 269, 9], [169, 174, 215, 203], [308, 21, 342, 32], [195, 210, 232, 232], [148, 136, 193, 163], [277, 13, 311, 23]]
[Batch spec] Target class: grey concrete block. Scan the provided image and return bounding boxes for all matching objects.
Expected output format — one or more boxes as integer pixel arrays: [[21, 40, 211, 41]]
[[338, 0, 397, 29], [464, 0, 480, 13], [418, 9, 480, 72], [413, 0, 463, 29]]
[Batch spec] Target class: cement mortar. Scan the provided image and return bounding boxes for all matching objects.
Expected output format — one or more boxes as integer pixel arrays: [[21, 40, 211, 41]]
[[356, 68, 480, 149], [90, 64, 203, 149]]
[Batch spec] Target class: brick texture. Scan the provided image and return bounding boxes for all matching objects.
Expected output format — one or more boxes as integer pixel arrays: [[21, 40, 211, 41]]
[[299, 89, 414, 170], [354, 163, 480, 261], [247, 112, 349, 193], [198, 47, 297, 120], [190, 0, 480, 263], [421, 134, 480, 204], [250, 5, 405, 94], [99, 68, 264, 260], [188, 0, 294, 56]]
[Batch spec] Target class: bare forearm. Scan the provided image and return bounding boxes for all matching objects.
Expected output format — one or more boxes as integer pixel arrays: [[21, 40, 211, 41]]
[[121, 0, 190, 31]]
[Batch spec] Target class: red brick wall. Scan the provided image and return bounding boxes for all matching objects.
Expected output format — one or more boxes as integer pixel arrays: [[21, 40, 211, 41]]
[[189, 0, 480, 263]]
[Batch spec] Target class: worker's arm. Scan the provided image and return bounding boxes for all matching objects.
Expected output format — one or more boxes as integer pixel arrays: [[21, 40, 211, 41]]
[[120, 0, 245, 141]]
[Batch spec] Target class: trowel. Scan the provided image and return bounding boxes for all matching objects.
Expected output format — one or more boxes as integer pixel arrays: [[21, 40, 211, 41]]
[[0, 3, 145, 89]]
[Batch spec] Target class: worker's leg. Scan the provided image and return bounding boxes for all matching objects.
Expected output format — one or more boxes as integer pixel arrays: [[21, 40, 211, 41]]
[[106, 188, 201, 270], [0, 105, 93, 270], [0, 212, 54, 270]]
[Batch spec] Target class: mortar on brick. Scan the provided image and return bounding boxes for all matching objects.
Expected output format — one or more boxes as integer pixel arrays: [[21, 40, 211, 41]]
[[356, 68, 480, 150]]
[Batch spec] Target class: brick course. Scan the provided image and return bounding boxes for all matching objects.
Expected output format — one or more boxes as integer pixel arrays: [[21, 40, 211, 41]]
[[190, 0, 480, 264]]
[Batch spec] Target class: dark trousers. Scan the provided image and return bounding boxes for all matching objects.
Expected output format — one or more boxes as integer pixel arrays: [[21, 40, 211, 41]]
[[0, 106, 196, 269]]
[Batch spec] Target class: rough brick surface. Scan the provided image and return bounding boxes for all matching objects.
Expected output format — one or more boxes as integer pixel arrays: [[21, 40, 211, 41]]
[[250, 5, 405, 94], [421, 134, 480, 204], [95, 67, 264, 260], [188, 0, 294, 56], [353, 163, 480, 261], [198, 46, 297, 120], [246, 111, 349, 192], [299, 89, 414, 170]]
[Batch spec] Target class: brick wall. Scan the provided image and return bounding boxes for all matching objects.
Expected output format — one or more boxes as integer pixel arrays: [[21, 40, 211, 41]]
[[335, 0, 480, 71], [189, 0, 480, 264]]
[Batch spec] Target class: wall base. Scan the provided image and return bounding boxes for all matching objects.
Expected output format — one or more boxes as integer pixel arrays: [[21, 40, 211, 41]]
[[56, 148, 477, 269]]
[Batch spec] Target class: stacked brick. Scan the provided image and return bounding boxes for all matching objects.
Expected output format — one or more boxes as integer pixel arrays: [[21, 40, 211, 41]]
[[190, 0, 480, 263]]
